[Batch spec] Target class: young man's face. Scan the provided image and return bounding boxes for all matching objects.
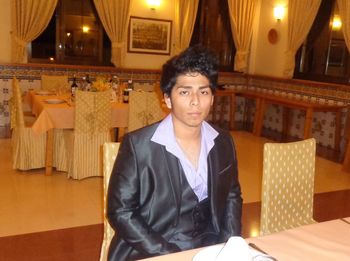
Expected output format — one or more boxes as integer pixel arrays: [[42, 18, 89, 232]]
[[164, 73, 214, 129]]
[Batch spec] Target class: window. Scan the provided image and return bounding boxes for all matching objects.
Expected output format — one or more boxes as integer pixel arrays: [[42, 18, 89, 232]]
[[29, 0, 112, 66], [294, 0, 350, 84], [190, 0, 236, 72]]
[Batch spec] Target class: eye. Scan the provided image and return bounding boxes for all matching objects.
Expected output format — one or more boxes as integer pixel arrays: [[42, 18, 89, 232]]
[[179, 90, 189, 95], [200, 88, 211, 95]]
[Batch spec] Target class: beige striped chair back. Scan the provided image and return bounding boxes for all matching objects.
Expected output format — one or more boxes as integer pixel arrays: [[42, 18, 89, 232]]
[[10, 77, 47, 170], [260, 138, 316, 235], [66, 90, 112, 179], [41, 75, 69, 93], [128, 91, 165, 132], [10, 77, 25, 128], [75, 90, 111, 134], [99, 142, 120, 261]]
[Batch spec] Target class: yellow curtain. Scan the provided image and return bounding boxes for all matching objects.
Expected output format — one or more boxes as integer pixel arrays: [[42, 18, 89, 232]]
[[227, 0, 257, 72], [283, 0, 321, 78], [93, 0, 132, 67], [11, 0, 57, 63], [174, 0, 199, 55], [337, 0, 350, 52]]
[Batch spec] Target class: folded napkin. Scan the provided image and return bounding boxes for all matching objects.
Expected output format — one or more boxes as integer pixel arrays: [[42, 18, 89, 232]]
[[215, 236, 251, 261]]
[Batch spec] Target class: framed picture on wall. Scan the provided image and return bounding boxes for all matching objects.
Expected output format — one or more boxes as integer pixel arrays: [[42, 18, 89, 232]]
[[128, 16, 172, 55]]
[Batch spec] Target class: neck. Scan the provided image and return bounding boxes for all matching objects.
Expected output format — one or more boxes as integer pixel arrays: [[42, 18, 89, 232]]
[[173, 121, 202, 141], [172, 120, 202, 170]]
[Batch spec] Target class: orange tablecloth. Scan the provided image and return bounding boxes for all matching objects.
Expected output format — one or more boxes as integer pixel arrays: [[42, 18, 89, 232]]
[[28, 91, 129, 134], [27, 91, 129, 175], [140, 218, 350, 261]]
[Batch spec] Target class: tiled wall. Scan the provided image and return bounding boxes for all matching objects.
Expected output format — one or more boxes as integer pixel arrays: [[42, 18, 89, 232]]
[[1, 64, 349, 152], [0, 78, 11, 127], [221, 74, 350, 152]]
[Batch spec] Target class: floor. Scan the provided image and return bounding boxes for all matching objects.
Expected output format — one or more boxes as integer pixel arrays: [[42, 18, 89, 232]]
[[1, 131, 350, 260]]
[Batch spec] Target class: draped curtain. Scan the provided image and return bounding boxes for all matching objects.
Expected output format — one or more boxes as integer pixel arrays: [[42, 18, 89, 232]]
[[306, 1, 333, 49], [283, 0, 321, 78], [227, 0, 257, 72], [174, 0, 199, 55], [11, 0, 58, 63], [93, 0, 132, 67], [337, 0, 350, 53]]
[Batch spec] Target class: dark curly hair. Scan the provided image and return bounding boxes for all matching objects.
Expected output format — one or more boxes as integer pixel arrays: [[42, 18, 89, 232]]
[[160, 45, 218, 96]]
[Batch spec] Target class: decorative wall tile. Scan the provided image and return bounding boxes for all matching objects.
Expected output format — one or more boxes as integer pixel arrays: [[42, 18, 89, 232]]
[[1, 65, 349, 153]]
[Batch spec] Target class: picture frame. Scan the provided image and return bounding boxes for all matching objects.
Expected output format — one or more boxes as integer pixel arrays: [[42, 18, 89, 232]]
[[128, 16, 172, 55]]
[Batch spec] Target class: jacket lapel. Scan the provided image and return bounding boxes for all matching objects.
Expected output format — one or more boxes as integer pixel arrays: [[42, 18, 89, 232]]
[[208, 141, 221, 232], [161, 146, 182, 224]]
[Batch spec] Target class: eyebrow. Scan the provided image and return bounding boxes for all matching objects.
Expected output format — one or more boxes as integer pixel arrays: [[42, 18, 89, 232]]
[[176, 85, 211, 89]]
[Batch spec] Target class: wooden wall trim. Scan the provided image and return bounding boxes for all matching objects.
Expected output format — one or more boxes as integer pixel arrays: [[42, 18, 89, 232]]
[[219, 72, 350, 91], [0, 63, 161, 83]]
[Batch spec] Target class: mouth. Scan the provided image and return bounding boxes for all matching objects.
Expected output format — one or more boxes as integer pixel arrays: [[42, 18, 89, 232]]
[[188, 112, 201, 117]]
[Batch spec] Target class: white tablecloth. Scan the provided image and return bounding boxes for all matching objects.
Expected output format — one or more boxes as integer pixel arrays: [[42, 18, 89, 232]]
[[140, 218, 350, 261]]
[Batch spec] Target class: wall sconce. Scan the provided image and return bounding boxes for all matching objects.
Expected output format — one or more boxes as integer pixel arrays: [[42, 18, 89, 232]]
[[332, 15, 342, 30], [147, 0, 161, 10], [273, 6, 285, 21], [82, 25, 90, 33]]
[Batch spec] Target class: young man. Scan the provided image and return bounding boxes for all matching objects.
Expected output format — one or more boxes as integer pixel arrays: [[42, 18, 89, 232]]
[[107, 46, 242, 261]]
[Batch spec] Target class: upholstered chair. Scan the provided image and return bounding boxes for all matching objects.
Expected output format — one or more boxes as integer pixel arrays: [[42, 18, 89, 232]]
[[65, 90, 112, 179], [99, 142, 120, 261], [52, 129, 68, 172], [260, 138, 316, 235], [41, 75, 69, 93], [128, 91, 165, 132], [10, 77, 47, 170]]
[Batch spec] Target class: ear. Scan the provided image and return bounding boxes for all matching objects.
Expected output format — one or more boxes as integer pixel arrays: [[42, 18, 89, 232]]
[[210, 95, 214, 106], [164, 93, 172, 109]]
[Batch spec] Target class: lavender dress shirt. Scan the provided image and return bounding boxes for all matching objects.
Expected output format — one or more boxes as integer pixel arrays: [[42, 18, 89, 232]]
[[151, 114, 218, 201]]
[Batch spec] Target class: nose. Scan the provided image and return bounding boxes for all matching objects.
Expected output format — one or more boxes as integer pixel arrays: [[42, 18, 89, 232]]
[[190, 93, 199, 106]]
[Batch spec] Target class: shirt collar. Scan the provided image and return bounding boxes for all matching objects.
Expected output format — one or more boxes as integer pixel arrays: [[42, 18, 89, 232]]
[[151, 114, 218, 154]]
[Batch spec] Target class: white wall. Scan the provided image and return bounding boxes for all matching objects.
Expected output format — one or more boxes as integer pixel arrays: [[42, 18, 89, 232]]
[[0, 0, 12, 63], [0, 0, 291, 77], [249, 0, 288, 77], [124, 0, 175, 70]]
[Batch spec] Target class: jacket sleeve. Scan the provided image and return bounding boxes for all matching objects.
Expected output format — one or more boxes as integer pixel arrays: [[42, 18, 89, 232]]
[[218, 135, 243, 242], [107, 134, 181, 257]]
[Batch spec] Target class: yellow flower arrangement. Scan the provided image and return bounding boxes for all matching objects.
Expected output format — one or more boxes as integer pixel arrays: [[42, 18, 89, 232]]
[[91, 77, 111, 92]]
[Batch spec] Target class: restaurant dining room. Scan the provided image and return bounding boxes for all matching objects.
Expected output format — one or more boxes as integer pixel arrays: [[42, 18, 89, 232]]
[[1, 0, 350, 260]]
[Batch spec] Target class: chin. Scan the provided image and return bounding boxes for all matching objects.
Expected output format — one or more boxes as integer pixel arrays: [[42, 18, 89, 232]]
[[186, 120, 204, 128]]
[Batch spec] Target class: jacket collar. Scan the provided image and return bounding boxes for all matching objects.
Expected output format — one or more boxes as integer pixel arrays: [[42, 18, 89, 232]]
[[207, 142, 221, 232]]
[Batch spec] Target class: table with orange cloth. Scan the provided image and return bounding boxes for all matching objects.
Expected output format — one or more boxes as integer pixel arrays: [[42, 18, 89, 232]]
[[140, 217, 350, 261], [27, 91, 128, 175]]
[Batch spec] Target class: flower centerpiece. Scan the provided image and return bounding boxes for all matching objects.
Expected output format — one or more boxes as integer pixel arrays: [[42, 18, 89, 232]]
[[90, 77, 111, 92]]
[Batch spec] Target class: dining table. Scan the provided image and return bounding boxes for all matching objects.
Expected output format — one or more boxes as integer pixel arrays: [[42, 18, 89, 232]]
[[26, 90, 129, 175], [139, 217, 350, 261]]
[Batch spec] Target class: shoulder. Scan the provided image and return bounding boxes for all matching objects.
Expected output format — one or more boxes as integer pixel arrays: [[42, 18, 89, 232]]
[[208, 123, 236, 155], [209, 123, 233, 143], [123, 121, 161, 146], [118, 122, 164, 165]]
